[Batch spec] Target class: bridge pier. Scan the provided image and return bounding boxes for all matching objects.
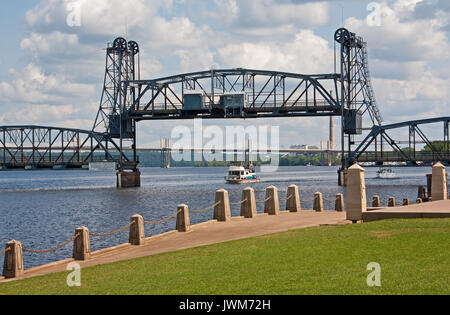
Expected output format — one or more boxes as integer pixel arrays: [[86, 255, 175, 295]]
[[338, 168, 348, 187], [117, 169, 141, 189]]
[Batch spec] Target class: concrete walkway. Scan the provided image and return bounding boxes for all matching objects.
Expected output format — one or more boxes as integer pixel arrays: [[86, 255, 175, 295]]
[[0, 211, 348, 282], [363, 200, 450, 222]]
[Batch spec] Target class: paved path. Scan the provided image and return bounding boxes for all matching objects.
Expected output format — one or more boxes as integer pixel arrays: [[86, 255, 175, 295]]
[[0, 211, 348, 282], [363, 200, 450, 222]]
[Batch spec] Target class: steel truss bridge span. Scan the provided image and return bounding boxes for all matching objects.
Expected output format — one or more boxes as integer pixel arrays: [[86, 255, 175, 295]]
[[2, 29, 446, 186], [0, 126, 134, 169], [92, 28, 383, 173], [350, 117, 450, 166], [125, 69, 342, 121]]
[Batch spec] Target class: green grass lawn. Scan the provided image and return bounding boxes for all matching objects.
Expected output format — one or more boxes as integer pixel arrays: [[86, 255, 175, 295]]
[[1, 218, 449, 295]]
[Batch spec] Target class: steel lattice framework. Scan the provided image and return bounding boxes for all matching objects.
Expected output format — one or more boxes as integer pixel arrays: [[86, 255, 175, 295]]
[[350, 117, 450, 165], [335, 28, 383, 126], [0, 28, 448, 171], [93, 37, 139, 135], [334, 28, 383, 168], [0, 126, 125, 169], [124, 70, 341, 120]]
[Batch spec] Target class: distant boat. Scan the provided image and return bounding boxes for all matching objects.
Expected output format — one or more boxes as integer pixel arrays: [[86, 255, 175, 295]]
[[225, 139, 260, 184], [225, 164, 260, 184], [377, 168, 396, 179]]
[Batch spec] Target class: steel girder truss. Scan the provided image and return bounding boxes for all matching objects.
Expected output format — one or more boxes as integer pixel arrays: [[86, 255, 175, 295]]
[[91, 37, 140, 168], [334, 28, 384, 168], [93, 37, 139, 137], [0, 126, 128, 169], [89, 29, 382, 169], [123, 69, 341, 120], [350, 117, 450, 165], [335, 28, 383, 125], [4, 28, 440, 171]]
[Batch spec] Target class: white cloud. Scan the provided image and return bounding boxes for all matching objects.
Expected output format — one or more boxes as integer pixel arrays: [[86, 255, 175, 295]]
[[175, 49, 216, 73], [25, 0, 212, 52], [342, 0, 450, 122], [0, 104, 76, 125], [2, 0, 449, 148], [212, 0, 329, 29], [0, 64, 95, 105], [218, 30, 334, 74], [212, 0, 239, 25], [144, 16, 213, 51], [346, 3, 450, 62], [25, 0, 164, 36]]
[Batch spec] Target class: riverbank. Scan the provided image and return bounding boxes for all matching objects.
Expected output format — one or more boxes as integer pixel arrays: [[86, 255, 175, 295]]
[[1, 211, 349, 282], [0, 166, 440, 274], [1, 218, 448, 295]]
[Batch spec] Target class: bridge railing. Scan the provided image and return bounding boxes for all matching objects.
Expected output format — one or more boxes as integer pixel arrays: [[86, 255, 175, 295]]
[[135, 99, 336, 112], [354, 151, 449, 163]]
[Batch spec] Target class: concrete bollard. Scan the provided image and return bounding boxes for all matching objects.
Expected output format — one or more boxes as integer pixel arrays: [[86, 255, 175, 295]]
[[388, 197, 396, 207], [335, 194, 345, 212], [346, 164, 367, 222], [2, 240, 24, 279], [241, 187, 257, 218], [313, 192, 324, 212], [176, 204, 191, 232], [403, 198, 410, 206], [372, 195, 381, 207], [416, 198, 423, 204], [264, 186, 280, 215], [286, 185, 301, 213], [129, 214, 145, 245], [73, 226, 91, 261], [214, 189, 231, 222], [431, 162, 448, 201]]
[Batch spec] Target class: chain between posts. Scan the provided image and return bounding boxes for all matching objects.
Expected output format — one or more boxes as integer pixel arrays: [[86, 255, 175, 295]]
[[230, 199, 248, 206], [144, 210, 182, 224], [22, 233, 80, 254], [300, 199, 314, 203], [256, 196, 272, 204], [323, 197, 338, 203], [190, 201, 221, 213], [280, 195, 293, 202], [89, 222, 135, 237]]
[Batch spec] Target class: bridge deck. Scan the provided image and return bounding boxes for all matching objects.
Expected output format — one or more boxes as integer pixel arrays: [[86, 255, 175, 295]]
[[131, 105, 338, 120]]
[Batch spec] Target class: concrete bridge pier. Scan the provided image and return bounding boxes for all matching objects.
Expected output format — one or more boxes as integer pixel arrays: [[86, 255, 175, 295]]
[[117, 169, 141, 188], [338, 168, 348, 187]]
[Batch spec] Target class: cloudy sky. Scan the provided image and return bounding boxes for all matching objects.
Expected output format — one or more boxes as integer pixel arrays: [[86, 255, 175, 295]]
[[0, 0, 449, 148]]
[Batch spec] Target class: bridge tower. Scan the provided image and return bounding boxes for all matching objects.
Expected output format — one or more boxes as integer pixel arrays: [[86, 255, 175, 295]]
[[93, 37, 141, 187], [334, 28, 383, 183]]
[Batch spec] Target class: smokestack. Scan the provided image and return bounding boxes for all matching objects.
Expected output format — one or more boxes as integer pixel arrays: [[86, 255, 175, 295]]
[[329, 116, 335, 151]]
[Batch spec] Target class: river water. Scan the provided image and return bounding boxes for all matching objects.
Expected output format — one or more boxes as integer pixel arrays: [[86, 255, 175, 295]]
[[0, 166, 437, 273]]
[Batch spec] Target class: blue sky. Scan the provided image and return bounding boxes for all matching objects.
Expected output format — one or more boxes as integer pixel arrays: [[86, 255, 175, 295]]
[[0, 0, 449, 148]]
